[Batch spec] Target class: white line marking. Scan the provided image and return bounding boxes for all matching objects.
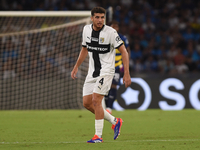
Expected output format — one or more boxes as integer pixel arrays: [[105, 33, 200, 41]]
[[0, 139, 199, 144]]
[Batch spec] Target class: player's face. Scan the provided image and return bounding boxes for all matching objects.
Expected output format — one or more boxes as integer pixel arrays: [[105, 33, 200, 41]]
[[91, 13, 105, 31]]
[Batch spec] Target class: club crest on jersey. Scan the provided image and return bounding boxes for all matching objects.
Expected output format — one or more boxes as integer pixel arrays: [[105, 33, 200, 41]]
[[100, 37, 104, 43]]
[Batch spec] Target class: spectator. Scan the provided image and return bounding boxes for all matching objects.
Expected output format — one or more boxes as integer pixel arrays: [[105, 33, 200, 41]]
[[133, 58, 144, 73], [182, 27, 195, 42], [173, 48, 185, 66], [55, 52, 68, 75], [163, 58, 175, 74], [2, 40, 18, 79], [144, 55, 158, 72], [1, 0, 200, 76], [130, 43, 142, 61], [167, 45, 178, 59], [142, 17, 155, 31], [185, 56, 197, 72]]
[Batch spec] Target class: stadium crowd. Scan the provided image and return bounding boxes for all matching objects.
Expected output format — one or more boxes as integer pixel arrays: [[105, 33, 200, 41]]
[[1, 0, 200, 79]]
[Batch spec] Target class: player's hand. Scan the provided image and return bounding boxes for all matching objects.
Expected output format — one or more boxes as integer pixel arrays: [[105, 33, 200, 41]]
[[71, 67, 78, 80], [123, 74, 131, 88]]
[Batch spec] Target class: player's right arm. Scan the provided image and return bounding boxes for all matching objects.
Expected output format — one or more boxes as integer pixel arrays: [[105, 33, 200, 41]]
[[71, 46, 88, 80]]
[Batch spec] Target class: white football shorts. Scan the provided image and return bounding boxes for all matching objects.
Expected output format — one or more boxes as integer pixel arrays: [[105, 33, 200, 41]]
[[83, 75, 114, 96]]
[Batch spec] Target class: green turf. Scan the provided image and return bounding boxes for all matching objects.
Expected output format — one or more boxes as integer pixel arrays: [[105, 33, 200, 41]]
[[0, 109, 200, 150]]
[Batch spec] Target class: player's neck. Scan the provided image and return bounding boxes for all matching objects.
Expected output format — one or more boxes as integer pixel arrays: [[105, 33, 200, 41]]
[[92, 24, 104, 32]]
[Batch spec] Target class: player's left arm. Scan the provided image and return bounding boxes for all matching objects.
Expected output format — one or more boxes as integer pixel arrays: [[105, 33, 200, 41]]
[[126, 46, 130, 58], [123, 35, 130, 58], [118, 44, 131, 88]]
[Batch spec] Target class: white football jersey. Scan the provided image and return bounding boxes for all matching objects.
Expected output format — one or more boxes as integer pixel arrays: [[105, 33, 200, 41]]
[[82, 24, 123, 78]]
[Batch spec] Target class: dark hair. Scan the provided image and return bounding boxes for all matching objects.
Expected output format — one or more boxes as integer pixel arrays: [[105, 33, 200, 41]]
[[91, 7, 106, 16]]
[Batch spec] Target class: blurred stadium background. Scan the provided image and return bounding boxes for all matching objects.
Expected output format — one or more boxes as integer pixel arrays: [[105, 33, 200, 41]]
[[0, 0, 200, 110]]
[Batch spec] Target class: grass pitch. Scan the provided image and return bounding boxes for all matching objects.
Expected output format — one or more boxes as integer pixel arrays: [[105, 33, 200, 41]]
[[0, 109, 200, 150]]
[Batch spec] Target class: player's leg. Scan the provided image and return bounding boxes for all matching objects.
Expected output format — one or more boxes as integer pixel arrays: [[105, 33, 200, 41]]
[[92, 92, 104, 139], [93, 93, 104, 119], [83, 94, 117, 125], [84, 75, 123, 142], [106, 84, 117, 114], [86, 92, 105, 143], [101, 96, 106, 109], [83, 92, 106, 114], [83, 95, 94, 113], [83, 75, 116, 123], [103, 73, 123, 140], [83, 76, 96, 113], [83, 92, 105, 139], [106, 70, 120, 114]]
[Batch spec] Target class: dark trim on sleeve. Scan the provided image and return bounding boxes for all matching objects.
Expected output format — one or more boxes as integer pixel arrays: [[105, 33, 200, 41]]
[[82, 45, 87, 47], [115, 43, 123, 49]]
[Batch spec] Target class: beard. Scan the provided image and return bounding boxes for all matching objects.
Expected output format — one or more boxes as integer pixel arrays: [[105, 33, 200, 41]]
[[93, 22, 103, 31]]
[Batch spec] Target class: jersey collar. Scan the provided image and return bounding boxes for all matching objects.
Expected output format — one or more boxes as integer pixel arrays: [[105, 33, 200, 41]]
[[91, 24, 105, 32]]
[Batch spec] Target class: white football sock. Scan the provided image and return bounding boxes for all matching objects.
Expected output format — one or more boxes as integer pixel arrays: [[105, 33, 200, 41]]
[[95, 119, 104, 138], [103, 109, 117, 125]]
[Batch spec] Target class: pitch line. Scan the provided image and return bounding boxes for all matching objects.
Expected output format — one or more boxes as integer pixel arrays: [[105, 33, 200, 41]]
[[0, 139, 200, 144]]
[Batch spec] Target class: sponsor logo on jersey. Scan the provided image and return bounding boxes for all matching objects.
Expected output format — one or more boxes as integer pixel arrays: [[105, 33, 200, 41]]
[[100, 37, 104, 43], [91, 37, 98, 42], [86, 42, 110, 54], [87, 45, 108, 51]]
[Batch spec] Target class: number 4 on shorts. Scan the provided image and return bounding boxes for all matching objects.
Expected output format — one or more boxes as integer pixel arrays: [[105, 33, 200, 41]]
[[99, 78, 104, 85]]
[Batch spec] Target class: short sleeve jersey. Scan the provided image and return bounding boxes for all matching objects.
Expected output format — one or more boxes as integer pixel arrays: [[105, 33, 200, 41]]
[[115, 33, 129, 69], [82, 24, 123, 78]]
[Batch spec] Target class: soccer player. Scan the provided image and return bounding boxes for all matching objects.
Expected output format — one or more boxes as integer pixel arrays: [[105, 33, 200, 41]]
[[105, 21, 130, 114], [71, 7, 131, 143]]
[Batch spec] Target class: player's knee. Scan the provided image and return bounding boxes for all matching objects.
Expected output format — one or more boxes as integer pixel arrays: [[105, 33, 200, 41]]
[[83, 95, 93, 109], [83, 100, 91, 109], [92, 98, 101, 108]]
